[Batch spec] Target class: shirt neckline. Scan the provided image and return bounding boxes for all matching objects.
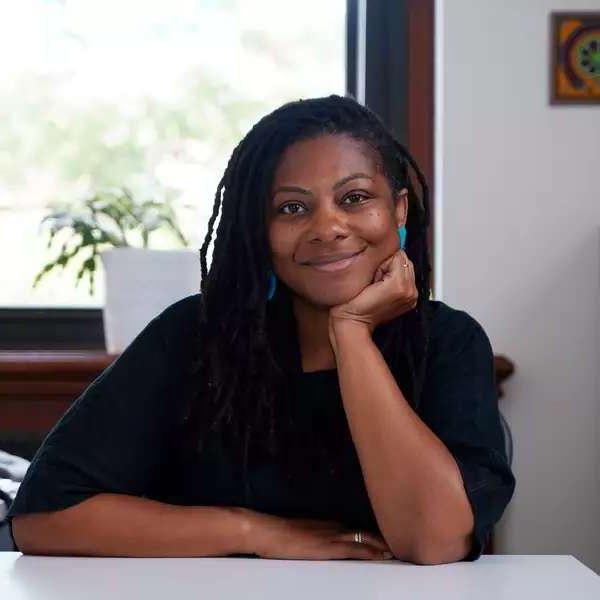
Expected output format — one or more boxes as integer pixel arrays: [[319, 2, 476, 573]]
[[299, 367, 337, 376]]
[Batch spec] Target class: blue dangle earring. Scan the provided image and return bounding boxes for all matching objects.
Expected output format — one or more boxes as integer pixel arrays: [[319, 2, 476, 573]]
[[398, 225, 407, 250], [266, 269, 277, 301]]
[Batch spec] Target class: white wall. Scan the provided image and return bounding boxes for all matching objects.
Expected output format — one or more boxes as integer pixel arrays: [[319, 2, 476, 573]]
[[435, 0, 600, 572]]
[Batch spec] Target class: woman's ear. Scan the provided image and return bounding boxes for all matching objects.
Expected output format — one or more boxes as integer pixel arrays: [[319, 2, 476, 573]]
[[395, 188, 409, 227]]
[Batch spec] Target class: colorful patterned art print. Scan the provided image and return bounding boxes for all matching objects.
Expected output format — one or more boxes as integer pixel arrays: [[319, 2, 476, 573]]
[[551, 12, 600, 104]]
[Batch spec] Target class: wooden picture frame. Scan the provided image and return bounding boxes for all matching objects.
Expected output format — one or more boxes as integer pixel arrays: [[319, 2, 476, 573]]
[[550, 11, 600, 105]]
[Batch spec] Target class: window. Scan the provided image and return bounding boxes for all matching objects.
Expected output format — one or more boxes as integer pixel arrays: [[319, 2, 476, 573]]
[[1, 0, 433, 348], [0, 0, 345, 308]]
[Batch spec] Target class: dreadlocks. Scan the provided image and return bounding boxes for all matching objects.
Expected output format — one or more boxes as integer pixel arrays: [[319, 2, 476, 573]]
[[179, 94, 432, 503]]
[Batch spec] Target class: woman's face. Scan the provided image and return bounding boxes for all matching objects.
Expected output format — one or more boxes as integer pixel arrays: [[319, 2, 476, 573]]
[[266, 133, 408, 308]]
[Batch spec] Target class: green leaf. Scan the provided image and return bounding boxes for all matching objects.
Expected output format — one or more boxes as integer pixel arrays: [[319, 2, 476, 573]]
[[36, 183, 188, 292]]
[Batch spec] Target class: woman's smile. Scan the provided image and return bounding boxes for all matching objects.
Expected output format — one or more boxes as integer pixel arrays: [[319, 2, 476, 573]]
[[303, 247, 366, 272]]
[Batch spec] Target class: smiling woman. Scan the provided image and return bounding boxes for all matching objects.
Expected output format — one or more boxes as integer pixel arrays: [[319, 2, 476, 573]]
[[8, 95, 515, 565], [267, 134, 408, 311]]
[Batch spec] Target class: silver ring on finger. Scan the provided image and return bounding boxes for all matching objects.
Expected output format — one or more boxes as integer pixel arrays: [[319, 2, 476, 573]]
[[353, 531, 364, 544]]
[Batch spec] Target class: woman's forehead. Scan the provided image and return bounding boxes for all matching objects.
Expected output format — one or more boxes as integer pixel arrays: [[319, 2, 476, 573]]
[[271, 133, 384, 185]]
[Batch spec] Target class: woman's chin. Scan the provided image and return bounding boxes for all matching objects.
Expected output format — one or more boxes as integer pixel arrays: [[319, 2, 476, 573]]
[[306, 284, 368, 309]]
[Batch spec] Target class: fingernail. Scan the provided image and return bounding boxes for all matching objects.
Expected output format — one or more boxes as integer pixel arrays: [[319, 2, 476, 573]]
[[383, 551, 393, 559]]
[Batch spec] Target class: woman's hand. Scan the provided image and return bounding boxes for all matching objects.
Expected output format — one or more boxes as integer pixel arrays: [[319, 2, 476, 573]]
[[329, 249, 418, 341], [242, 510, 393, 561]]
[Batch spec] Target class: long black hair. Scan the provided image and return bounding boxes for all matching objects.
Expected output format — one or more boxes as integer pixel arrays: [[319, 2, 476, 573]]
[[179, 94, 432, 503]]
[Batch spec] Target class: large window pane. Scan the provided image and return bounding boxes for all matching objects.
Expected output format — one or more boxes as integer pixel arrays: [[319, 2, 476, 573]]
[[0, 0, 345, 307]]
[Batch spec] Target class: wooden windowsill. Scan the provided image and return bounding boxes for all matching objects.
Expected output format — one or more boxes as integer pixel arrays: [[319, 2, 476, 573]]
[[0, 350, 117, 376], [0, 350, 514, 434]]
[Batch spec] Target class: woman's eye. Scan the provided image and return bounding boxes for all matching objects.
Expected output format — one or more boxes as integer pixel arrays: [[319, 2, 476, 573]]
[[279, 202, 306, 215], [342, 193, 368, 205]]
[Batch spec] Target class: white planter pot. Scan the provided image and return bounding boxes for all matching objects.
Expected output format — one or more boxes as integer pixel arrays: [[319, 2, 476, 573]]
[[100, 248, 201, 354]]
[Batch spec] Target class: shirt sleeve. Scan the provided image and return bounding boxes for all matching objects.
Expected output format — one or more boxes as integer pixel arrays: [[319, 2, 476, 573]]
[[418, 307, 516, 562], [6, 300, 192, 547]]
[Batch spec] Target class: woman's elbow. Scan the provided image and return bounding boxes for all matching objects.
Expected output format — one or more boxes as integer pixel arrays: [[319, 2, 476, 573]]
[[11, 515, 36, 554], [403, 533, 473, 565], [11, 512, 64, 555]]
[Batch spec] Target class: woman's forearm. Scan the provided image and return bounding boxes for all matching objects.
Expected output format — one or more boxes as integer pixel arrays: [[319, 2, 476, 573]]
[[330, 320, 474, 564], [11, 493, 254, 557]]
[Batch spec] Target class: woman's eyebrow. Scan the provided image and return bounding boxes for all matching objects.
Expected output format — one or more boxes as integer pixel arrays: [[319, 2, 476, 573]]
[[333, 172, 374, 190], [272, 185, 312, 197], [272, 172, 374, 198]]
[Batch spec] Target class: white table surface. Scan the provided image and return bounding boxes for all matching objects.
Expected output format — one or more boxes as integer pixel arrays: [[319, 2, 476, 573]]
[[0, 553, 598, 599]]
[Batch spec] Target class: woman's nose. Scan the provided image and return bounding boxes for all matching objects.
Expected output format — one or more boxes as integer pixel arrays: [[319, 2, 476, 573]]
[[308, 206, 349, 242]]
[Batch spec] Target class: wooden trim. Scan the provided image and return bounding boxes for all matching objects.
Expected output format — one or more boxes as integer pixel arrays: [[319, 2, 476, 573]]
[[0, 308, 105, 350], [0, 351, 115, 375], [0, 351, 513, 430], [407, 0, 435, 291], [0, 351, 115, 433]]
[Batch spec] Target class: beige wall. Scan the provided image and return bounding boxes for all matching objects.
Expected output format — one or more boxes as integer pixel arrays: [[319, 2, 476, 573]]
[[435, 0, 600, 572]]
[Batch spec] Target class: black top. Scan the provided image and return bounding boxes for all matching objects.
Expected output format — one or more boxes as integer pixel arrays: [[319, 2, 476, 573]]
[[7, 294, 515, 561]]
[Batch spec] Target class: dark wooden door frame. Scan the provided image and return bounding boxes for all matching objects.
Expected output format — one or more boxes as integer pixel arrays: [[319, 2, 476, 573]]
[[347, 0, 435, 291], [407, 0, 435, 288]]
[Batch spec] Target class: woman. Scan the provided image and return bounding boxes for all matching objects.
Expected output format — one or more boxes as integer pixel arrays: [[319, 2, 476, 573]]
[[8, 95, 515, 564]]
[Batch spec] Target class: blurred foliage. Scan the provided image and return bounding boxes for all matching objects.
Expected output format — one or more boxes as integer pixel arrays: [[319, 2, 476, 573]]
[[0, 4, 344, 305], [5, 67, 267, 296], [33, 186, 188, 295], [0, 69, 265, 190]]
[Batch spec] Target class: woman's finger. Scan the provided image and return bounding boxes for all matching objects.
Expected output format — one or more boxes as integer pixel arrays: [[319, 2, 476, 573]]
[[382, 251, 405, 281], [328, 541, 392, 561], [375, 250, 412, 285], [334, 530, 391, 552], [378, 253, 397, 273], [398, 250, 416, 279], [402, 251, 417, 285], [373, 266, 384, 283], [399, 249, 413, 266]]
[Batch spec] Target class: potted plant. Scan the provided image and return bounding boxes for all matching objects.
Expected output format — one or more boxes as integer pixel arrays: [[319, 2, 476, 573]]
[[33, 186, 200, 353]]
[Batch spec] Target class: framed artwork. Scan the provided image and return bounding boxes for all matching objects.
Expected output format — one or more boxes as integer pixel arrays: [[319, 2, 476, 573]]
[[550, 12, 600, 105]]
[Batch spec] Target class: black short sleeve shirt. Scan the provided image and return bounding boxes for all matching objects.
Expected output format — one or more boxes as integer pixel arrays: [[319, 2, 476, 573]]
[[7, 294, 515, 561]]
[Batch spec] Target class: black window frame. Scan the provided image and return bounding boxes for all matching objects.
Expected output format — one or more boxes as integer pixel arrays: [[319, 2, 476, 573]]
[[0, 0, 411, 350]]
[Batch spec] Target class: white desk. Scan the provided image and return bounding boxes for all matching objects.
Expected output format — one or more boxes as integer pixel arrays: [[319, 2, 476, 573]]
[[0, 553, 598, 599]]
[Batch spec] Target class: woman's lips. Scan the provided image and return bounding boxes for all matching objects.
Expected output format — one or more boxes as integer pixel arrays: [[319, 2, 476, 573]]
[[307, 249, 365, 272]]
